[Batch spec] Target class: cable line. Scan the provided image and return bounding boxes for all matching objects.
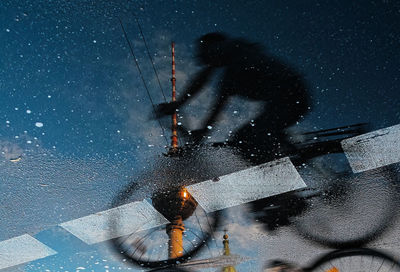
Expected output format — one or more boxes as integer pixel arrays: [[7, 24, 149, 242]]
[[132, 12, 168, 103], [132, 13, 185, 147], [118, 17, 169, 146]]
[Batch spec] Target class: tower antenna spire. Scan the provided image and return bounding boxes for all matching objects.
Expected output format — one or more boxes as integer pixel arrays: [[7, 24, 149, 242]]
[[170, 41, 179, 152]]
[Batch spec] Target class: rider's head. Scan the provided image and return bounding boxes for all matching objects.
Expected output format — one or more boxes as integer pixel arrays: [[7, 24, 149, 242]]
[[196, 32, 229, 67]]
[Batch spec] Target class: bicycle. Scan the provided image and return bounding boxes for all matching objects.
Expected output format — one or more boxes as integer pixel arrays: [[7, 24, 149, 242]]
[[109, 123, 400, 269], [248, 123, 400, 248]]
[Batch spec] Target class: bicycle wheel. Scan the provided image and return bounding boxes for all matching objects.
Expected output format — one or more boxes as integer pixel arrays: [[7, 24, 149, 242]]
[[110, 183, 220, 269], [293, 150, 400, 248], [108, 143, 238, 269], [305, 248, 400, 272]]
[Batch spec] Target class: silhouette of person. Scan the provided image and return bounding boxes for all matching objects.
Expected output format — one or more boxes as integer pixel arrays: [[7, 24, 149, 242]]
[[156, 32, 310, 164]]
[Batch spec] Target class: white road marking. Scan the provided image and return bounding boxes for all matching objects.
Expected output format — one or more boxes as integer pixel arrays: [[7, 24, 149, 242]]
[[0, 234, 57, 270], [4, 123, 400, 265], [60, 199, 169, 245], [342, 124, 400, 173], [187, 157, 306, 213]]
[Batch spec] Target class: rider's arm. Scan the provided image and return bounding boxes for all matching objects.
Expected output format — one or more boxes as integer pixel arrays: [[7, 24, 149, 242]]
[[176, 66, 215, 106], [201, 93, 228, 130], [155, 66, 215, 117], [189, 93, 228, 143]]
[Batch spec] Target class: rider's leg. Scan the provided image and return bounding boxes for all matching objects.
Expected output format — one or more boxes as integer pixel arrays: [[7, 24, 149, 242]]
[[230, 103, 307, 164]]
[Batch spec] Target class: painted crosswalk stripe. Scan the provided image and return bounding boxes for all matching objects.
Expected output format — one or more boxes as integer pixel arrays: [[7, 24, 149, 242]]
[[60, 199, 169, 245], [342, 124, 400, 173], [187, 157, 306, 213], [0, 234, 57, 270]]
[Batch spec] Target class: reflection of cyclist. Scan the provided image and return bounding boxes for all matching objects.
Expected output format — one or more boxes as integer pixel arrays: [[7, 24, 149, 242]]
[[156, 32, 310, 163]]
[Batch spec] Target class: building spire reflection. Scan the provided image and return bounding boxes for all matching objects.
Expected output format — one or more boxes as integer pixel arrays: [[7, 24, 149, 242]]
[[222, 230, 237, 272]]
